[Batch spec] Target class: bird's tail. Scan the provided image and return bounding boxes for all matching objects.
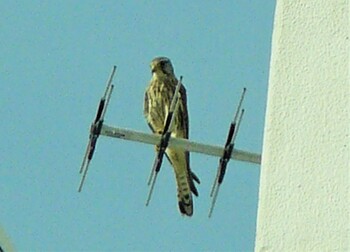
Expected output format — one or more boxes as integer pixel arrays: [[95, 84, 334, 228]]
[[176, 171, 194, 216], [166, 147, 200, 217]]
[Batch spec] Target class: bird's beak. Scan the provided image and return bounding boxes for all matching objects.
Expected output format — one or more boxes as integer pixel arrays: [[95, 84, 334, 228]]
[[150, 62, 158, 74]]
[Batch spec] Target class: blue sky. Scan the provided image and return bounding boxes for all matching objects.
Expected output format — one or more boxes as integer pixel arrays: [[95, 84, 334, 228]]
[[1, 1, 275, 251]]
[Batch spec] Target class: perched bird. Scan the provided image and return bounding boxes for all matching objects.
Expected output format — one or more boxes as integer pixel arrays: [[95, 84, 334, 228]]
[[144, 57, 200, 216]]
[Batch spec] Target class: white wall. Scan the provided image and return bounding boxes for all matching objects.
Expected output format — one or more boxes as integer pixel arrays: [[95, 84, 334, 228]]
[[255, 1, 349, 251]]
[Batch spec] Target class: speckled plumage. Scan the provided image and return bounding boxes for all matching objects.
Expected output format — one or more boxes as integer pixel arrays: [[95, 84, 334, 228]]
[[144, 57, 199, 216]]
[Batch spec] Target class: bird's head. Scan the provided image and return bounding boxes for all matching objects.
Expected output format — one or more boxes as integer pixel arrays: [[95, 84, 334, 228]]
[[150, 57, 175, 76]]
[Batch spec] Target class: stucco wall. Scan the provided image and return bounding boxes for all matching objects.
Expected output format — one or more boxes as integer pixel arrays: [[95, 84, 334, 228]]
[[255, 1, 349, 251]]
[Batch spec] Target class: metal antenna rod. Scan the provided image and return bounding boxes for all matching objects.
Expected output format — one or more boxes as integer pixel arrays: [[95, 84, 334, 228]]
[[209, 108, 245, 218], [208, 179, 221, 218], [101, 84, 114, 122], [210, 88, 246, 197], [78, 66, 117, 192], [80, 138, 91, 174], [146, 101, 181, 186], [229, 109, 244, 150], [145, 172, 158, 206], [79, 84, 115, 175], [147, 77, 183, 186], [232, 88, 246, 129], [208, 87, 246, 217], [146, 77, 183, 205], [79, 66, 116, 174]]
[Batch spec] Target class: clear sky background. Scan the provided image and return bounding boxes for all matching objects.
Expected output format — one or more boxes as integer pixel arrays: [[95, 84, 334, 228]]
[[1, 1, 275, 251]]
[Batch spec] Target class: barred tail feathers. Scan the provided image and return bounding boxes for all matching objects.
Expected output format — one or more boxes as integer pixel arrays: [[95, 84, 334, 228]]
[[176, 171, 193, 216], [166, 147, 195, 216]]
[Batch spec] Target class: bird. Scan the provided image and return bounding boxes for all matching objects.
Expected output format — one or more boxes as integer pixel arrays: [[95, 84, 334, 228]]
[[144, 57, 200, 216]]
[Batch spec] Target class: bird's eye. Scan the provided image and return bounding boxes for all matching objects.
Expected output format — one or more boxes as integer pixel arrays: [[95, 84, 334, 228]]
[[160, 61, 166, 68]]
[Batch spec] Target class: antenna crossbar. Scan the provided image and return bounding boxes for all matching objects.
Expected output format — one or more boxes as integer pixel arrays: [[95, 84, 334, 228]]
[[100, 125, 261, 165]]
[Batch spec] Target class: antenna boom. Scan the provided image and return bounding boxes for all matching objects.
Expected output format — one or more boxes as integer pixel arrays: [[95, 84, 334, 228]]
[[100, 124, 261, 165]]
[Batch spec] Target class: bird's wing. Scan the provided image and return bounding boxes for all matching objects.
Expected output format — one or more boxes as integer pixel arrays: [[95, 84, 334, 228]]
[[143, 88, 149, 119], [179, 83, 200, 194], [144, 87, 156, 133], [179, 84, 189, 139]]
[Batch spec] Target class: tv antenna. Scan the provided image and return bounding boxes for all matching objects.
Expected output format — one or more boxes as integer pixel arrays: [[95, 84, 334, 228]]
[[78, 66, 261, 217]]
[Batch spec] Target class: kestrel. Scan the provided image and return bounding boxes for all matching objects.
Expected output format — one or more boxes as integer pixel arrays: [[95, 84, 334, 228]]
[[144, 57, 200, 216]]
